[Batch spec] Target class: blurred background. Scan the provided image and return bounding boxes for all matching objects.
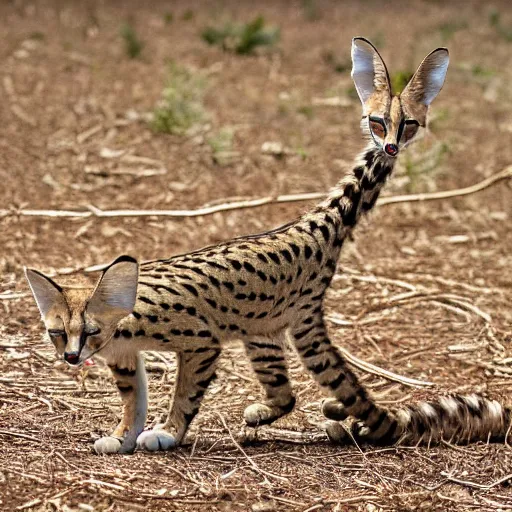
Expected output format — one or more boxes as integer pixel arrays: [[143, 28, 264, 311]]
[[2, 1, 512, 510]]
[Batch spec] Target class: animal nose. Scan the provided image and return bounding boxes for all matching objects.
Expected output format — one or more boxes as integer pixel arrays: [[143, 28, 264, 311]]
[[384, 143, 398, 157], [64, 351, 80, 365]]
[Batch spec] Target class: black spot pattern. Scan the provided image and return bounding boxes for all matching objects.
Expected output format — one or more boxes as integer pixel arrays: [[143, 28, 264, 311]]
[[267, 252, 280, 264], [244, 262, 256, 273], [280, 249, 292, 263], [182, 284, 199, 297]]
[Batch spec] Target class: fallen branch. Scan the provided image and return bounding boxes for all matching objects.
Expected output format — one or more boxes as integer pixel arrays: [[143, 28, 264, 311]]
[[333, 341, 434, 388], [215, 412, 288, 483], [1, 166, 510, 220]]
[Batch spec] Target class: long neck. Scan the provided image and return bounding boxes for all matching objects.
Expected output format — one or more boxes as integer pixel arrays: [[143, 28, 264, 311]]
[[296, 144, 397, 257]]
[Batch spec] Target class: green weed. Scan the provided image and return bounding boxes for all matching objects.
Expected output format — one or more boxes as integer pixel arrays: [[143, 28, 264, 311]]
[[471, 64, 495, 78], [150, 63, 207, 135], [183, 9, 194, 21], [120, 23, 144, 59], [202, 16, 280, 55], [207, 127, 238, 166], [391, 71, 414, 94], [488, 8, 512, 41]]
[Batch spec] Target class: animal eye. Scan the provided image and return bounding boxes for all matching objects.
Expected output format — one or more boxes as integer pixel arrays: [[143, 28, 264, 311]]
[[401, 121, 419, 142], [369, 119, 386, 138], [48, 329, 65, 338], [86, 327, 101, 336]]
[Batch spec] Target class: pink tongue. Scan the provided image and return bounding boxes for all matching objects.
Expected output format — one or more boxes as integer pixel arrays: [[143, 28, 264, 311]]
[[84, 359, 95, 366]]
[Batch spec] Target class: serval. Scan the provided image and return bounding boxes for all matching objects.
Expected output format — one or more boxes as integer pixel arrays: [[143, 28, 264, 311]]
[[25, 38, 510, 453]]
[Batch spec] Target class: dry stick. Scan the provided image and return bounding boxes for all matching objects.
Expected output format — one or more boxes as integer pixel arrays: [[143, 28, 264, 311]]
[[215, 412, 288, 483], [0, 429, 41, 442], [328, 340, 434, 388], [1, 166, 511, 220], [440, 471, 512, 490]]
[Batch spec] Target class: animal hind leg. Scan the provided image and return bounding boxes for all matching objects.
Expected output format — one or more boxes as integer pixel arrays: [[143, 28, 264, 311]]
[[243, 334, 295, 427], [290, 310, 402, 444]]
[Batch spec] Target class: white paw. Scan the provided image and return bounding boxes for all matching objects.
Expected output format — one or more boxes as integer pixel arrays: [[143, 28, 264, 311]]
[[136, 429, 177, 451], [94, 436, 123, 454]]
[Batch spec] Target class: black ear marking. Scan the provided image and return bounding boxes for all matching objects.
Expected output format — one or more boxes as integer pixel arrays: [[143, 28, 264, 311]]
[[105, 254, 138, 268], [24, 267, 63, 292]]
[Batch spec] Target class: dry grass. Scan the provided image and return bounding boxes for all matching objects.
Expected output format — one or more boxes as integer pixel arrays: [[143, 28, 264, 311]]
[[1, 0, 512, 510]]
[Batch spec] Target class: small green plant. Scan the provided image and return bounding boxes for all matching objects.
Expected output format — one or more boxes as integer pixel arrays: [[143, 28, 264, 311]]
[[164, 12, 173, 24], [391, 71, 414, 94], [488, 8, 512, 41], [183, 9, 194, 21], [438, 20, 467, 41], [207, 127, 238, 165], [120, 23, 144, 59], [207, 127, 233, 153], [151, 63, 207, 135], [295, 146, 309, 159], [202, 16, 280, 55], [489, 8, 501, 27], [471, 64, 495, 78], [297, 105, 314, 119]]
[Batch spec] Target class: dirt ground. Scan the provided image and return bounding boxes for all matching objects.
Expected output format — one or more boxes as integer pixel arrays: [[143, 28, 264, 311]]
[[2, 0, 512, 510]]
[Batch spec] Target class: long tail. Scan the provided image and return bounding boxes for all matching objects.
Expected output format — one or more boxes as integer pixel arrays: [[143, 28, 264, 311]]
[[326, 394, 511, 446]]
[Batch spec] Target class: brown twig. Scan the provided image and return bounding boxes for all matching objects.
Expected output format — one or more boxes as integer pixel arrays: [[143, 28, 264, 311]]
[[1, 166, 510, 220], [215, 412, 289, 483]]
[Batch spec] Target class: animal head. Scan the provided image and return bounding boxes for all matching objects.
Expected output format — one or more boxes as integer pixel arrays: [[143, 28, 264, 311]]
[[25, 255, 139, 366], [351, 37, 449, 158]]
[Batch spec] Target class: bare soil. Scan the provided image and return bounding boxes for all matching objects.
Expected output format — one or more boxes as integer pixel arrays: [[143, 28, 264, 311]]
[[1, 1, 512, 510]]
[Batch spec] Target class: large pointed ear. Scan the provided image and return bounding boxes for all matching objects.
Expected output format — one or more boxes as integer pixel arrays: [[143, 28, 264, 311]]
[[401, 48, 449, 106], [86, 255, 139, 316], [24, 267, 66, 319], [351, 37, 391, 106]]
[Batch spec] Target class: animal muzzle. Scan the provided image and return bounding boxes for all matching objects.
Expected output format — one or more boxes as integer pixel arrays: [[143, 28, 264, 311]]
[[384, 143, 398, 157], [64, 351, 80, 365]]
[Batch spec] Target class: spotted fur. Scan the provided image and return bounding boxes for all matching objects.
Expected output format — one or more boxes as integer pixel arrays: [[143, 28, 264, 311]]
[[24, 38, 473, 454], [326, 394, 512, 446]]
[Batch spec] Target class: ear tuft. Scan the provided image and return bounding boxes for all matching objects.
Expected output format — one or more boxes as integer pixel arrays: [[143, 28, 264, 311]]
[[351, 37, 391, 106], [24, 267, 65, 318], [402, 48, 449, 106], [87, 255, 139, 316]]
